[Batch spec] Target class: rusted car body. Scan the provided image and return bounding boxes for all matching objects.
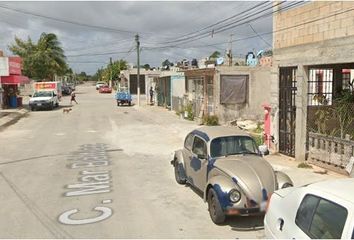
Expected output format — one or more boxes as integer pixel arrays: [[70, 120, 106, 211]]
[[171, 126, 293, 224]]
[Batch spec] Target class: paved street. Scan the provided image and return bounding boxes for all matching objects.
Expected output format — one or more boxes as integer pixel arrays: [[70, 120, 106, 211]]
[[0, 83, 266, 238]]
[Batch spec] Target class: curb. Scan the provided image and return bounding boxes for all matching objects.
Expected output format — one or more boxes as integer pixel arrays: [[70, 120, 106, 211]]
[[0, 109, 29, 131]]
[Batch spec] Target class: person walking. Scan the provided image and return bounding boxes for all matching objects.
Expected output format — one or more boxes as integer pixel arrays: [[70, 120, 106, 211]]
[[149, 86, 154, 105], [70, 91, 78, 105]]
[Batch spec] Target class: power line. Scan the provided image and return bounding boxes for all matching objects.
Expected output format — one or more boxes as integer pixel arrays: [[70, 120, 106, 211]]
[[150, 1, 282, 46], [66, 49, 134, 57], [147, 1, 303, 48], [64, 38, 132, 52], [248, 23, 272, 47], [157, 1, 270, 45], [0, 4, 140, 35], [141, 3, 354, 55]]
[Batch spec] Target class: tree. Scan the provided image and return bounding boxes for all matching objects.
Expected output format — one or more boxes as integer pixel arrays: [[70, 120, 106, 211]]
[[9, 32, 67, 81], [143, 64, 151, 70], [93, 59, 128, 82], [162, 59, 173, 67], [209, 51, 221, 59]]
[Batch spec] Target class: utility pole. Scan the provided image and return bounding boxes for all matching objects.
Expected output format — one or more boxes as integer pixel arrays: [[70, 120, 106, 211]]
[[109, 57, 113, 88], [135, 34, 140, 107], [228, 34, 233, 66]]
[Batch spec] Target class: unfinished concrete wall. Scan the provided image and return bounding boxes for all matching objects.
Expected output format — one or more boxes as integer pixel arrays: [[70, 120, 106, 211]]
[[274, 1, 354, 49], [214, 66, 271, 123], [272, 1, 354, 161]]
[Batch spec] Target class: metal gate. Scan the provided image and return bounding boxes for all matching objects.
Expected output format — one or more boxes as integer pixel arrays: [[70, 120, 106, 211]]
[[279, 67, 297, 157]]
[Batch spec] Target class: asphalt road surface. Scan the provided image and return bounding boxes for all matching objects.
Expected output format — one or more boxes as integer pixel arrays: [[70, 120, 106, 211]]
[[0, 83, 265, 238]]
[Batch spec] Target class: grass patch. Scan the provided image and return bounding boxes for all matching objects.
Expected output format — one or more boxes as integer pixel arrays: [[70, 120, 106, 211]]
[[297, 162, 313, 169]]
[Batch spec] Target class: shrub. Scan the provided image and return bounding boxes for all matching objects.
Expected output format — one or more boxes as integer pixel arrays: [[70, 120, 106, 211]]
[[203, 115, 219, 126], [184, 103, 194, 121], [251, 134, 263, 146]]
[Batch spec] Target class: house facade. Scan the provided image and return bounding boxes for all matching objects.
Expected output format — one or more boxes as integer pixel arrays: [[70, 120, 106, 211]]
[[120, 69, 160, 95], [154, 70, 185, 111], [183, 66, 271, 123], [271, 1, 354, 174]]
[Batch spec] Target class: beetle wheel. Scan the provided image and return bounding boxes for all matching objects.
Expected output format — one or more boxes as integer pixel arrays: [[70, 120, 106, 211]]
[[174, 162, 186, 184], [208, 188, 226, 224]]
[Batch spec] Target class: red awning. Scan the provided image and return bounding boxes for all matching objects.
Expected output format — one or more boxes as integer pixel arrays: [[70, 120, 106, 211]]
[[0, 75, 30, 84]]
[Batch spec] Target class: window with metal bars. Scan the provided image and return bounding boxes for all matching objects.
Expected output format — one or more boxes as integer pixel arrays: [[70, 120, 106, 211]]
[[308, 69, 333, 106]]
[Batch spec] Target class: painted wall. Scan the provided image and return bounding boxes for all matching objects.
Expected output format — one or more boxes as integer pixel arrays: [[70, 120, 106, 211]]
[[214, 66, 271, 123], [171, 74, 185, 112]]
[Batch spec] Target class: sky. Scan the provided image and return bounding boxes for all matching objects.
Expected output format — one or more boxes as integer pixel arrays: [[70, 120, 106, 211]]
[[0, 1, 275, 75]]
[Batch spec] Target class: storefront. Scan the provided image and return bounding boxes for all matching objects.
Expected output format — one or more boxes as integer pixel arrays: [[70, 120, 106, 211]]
[[0, 56, 29, 108]]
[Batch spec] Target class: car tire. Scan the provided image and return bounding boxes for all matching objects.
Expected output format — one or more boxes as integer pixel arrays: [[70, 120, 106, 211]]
[[128, 101, 131, 106], [174, 162, 186, 184], [208, 188, 226, 224], [31, 107, 35, 111]]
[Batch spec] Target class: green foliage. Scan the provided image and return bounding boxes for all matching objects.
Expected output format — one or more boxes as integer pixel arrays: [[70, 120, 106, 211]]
[[254, 122, 264, 134], [251, 134, 263, 147], [333, 90, 354, 139], [162, 59, 173, 67], [314, 108, 331, 134], [9, 33, 67, 80], [297, 162, 313, 169], [143, 64, 151, 70], [93, 59, 128, 82], [183, 103, 194, 121], [202, 115, 219, 126], [209, 51, 221, 59]]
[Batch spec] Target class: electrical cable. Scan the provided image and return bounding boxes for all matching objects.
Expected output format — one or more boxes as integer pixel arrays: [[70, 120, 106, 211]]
[[0, 4, 141, 35], [248, 23, 272, 47], [149, 1, 282, 46]]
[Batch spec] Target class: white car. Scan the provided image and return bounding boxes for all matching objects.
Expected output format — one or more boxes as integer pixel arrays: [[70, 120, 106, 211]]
[[264, 178, 354, 239], [96, 81, 106, 90], [29, 91, 59, 111]]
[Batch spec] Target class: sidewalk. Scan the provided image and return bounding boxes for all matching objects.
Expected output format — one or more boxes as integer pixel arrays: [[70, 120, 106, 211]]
[[0, 108, 29, 131], [137, 103, 346, 186]]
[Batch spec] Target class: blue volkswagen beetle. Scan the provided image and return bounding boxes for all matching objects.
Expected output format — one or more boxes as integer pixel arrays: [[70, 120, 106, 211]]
[[171, 126, 293, 224]]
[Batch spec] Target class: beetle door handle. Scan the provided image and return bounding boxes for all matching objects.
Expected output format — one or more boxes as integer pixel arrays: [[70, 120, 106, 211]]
[[277, 218, 284, 231]]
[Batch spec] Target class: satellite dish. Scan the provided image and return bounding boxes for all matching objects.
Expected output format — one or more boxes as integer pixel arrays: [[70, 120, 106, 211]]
[[216, 57, 224, 65]]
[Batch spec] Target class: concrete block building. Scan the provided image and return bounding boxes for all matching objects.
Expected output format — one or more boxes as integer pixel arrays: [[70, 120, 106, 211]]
[[271, 1, 354, 172]]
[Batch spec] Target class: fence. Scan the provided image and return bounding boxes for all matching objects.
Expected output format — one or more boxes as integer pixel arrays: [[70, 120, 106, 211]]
[[308, 132, 354, 174]]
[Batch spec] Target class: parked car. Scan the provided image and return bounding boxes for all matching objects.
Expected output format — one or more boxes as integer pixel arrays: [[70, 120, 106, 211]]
[[67, 83, 76, 91], [264, 178, 354, 239], [115, 87, 132, 106], [29, 90, 59, 111], [171, 126, 293, 224], [99, 85, 112, 93], [61, 85, 72, 95], [96, 81, 106, 90]]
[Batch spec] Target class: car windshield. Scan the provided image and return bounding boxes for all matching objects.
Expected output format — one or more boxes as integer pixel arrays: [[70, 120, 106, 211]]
[[210, 136, 259, 158], [33, 91, 53, 97]]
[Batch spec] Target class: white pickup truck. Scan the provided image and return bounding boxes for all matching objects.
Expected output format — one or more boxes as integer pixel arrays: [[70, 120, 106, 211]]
[[29, 90, 59, 111]]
